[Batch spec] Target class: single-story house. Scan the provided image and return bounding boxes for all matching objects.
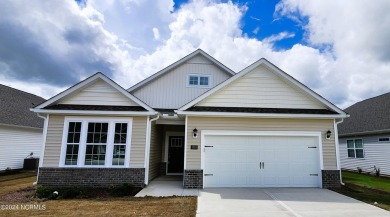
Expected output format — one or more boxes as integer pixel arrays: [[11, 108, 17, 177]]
[[31, 49, 348, 189], [338, 92, 390, 176], [0, 84, 45, 171]]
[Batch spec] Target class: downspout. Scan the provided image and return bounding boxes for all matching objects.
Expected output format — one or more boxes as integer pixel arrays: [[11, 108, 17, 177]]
[[334, 118, 344, 185], [34, 113, 49, 185], [144, 114, 160, 185]]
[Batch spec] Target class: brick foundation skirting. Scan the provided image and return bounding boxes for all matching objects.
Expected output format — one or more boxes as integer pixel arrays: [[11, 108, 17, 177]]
[[322, 170, 341, 188], [38, 167, 145, 187], [184, 169, 203, 189], [159, 162, 167, 176]]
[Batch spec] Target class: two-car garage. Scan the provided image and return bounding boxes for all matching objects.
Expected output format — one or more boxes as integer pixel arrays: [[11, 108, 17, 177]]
[[202, 132, 322, 188]]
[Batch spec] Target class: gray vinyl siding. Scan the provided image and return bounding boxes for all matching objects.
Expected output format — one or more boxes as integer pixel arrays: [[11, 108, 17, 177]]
[[0, 125, 42, 171], [186, 117, 337, 170], [131, 54, 231, 109], [148, 123, 162, 181], [197, 65, 325, 109], [339, 134, 390, 176], [42, 115, 147, 168]]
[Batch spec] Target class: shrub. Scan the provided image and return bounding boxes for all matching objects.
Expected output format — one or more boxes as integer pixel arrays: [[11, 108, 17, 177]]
[[4, 167, 12, 173], [36, 186, 81, 199], [36, 186, 58, 199], [58, 187, 81, 199], [109, 183, 135, 197]]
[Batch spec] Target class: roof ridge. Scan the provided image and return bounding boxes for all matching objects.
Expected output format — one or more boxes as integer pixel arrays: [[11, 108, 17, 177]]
[[0, 83, 45, 100], [347, 91, 390, 108]]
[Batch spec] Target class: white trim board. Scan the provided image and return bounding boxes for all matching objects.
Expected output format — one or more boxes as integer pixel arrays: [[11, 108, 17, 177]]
[[176, 111, 346, 119], [200, 130, 324, 188], [33, 73, 155, 112], [178, 58, 348, 117], [30, 109, 155, 116], [127, 49, 235, 92]]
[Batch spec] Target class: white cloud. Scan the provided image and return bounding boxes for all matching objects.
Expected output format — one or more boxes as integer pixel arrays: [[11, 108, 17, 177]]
[[152, 27, 161, 40], [0, 0, 389, 109], [252, 27, 260, 35]]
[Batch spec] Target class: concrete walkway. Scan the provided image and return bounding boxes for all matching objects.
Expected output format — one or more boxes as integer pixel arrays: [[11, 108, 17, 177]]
[[197, 188, 390, 217], [135, 176, 199, 197]]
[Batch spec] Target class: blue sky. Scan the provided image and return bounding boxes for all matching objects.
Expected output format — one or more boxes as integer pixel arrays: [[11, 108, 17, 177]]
[[1, 0, 390, 108], [173, 0, 305, 50]]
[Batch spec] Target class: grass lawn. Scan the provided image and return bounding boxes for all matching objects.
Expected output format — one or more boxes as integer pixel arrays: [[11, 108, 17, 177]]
[[332, 171, 390, 211], [342, 171, 390, 192], [0, 173, 197, 217], [0, 176, 36, 196]]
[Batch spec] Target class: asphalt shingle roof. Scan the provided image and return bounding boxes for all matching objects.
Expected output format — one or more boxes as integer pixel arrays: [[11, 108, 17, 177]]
[[338, 92, 390, 135], [0, 84, 45, 128]]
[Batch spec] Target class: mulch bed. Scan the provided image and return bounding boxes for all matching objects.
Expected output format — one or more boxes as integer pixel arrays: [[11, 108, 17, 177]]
[[0, 187, 43, 203]]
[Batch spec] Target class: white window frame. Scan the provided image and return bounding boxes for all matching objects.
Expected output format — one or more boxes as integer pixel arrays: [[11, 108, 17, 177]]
[[347, 138, 364, 159], [187, 74, 212, 88], [59, 116, 133, 168]]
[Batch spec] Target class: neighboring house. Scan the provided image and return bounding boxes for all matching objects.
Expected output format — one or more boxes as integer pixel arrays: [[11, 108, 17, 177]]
[[0, 84, 45, 171], [338, 93, 390, 176], [31, 49, 348, 189]]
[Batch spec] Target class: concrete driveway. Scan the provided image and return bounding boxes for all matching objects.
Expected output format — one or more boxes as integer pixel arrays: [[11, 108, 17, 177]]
[[197, 188, 390, 217]]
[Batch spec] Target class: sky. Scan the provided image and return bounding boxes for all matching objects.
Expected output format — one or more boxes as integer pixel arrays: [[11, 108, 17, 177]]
[[1, 0, 390, 109]]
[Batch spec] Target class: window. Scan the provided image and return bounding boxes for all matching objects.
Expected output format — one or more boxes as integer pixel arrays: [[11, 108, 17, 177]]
[[188, 75, 211, 87], [85, 123, 108, 165], [378, 137, 390, 142], [61, 118, 131, 167], [112, 123, 128, 166], [347, 139, 364, 158], [65, 122, 81, 165]]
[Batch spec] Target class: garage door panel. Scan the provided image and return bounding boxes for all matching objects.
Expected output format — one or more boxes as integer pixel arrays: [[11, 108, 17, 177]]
[[204, 134, 321, 188]]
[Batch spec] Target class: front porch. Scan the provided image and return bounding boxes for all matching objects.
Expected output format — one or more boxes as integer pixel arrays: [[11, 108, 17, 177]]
[[135, 175, 199, 197], [147, 112, 187, 185]]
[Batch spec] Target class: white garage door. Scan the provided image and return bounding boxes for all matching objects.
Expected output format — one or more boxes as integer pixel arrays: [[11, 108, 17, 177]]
[[203, 134, 321, 188]]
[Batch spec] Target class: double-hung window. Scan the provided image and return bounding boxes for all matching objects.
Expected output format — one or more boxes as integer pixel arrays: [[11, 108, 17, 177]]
[[65, 122, 81, 165], [188, 75, 211, 87], [61, 118, 131, 167], [347, 139, 364, 158]]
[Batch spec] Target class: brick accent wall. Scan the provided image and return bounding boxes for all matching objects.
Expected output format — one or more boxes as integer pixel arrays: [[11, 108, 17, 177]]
[[159, 162, 167, 176], [184, 169, 203, 189], [322, 170, 341, 188], [38, 168, 145, 187]]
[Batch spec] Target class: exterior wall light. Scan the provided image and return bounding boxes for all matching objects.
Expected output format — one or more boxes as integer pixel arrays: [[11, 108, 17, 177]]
[[326, 130, 332, 139], [193, 128, 198, 138]]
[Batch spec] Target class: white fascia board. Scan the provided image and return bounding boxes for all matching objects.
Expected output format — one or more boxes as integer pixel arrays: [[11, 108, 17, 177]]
[[178, 58, 347, 116], [30, 108, 156, 116], [35, 73, 154, 112], [176, 110, 348, 119], [127, 49, 235, 92]]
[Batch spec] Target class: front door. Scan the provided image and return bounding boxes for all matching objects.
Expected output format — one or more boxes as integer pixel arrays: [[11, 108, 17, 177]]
[[167, 136, 185, 174]]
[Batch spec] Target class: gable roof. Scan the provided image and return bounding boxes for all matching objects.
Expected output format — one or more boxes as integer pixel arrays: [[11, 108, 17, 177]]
[[32, 73, 155, 114], [0, 84, 45, 128], [338, 92, 390, 136], [178, 58, 348, 118], [127, 49, 235, 92]]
